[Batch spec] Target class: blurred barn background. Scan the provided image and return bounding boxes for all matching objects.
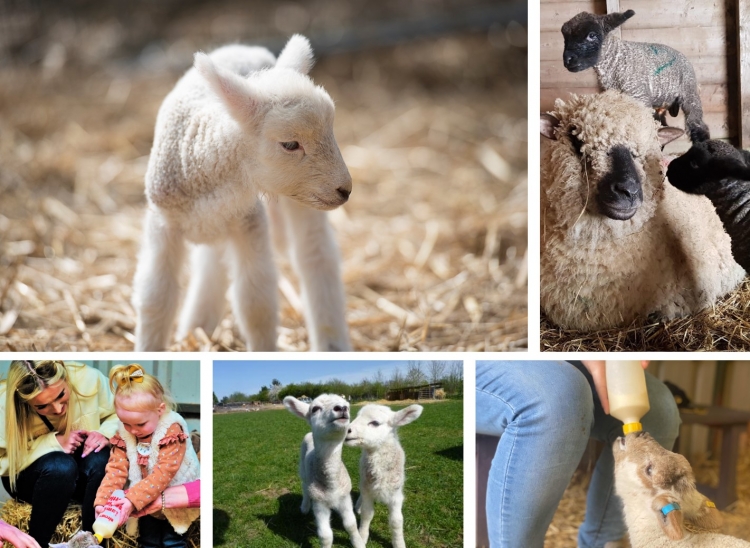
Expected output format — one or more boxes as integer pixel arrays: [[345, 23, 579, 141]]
[[0, 0, 528, 351]]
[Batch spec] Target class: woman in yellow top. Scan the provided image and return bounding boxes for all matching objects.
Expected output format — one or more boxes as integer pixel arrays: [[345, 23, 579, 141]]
[[0, 360, 119, 546]]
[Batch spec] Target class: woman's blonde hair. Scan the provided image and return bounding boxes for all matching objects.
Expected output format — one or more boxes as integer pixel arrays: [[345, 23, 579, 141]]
[[108, 364, 175, 412], [4, 360, 85, 491]]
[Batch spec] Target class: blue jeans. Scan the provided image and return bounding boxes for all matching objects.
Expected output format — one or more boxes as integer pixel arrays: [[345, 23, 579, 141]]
[[476, 361, 680, 548], [138, 515, 186, 548], [2, 446, 110, 547]]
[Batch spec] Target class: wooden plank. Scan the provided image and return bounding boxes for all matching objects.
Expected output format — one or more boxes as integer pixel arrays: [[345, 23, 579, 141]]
[[739, 0, 750, 148], [541, 84, 729, 114], [607, 0, 621, 39], [542, 2, 728, 32], [540, 58, 730, 86]]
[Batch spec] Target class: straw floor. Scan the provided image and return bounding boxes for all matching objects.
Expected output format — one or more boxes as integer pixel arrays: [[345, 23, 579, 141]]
[[0, 499, 200, 548], [545, 449, 750, 547], [541, 279, 750, 352], [0, 15, 527, 351]]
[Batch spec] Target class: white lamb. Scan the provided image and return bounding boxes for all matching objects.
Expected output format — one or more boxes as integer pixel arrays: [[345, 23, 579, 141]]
[[132, 35, 352, 351], [540, 90, 745, 331], [345, 403, 423, 548], [284, 394, 365, 548], [614, 432, 750, 547]]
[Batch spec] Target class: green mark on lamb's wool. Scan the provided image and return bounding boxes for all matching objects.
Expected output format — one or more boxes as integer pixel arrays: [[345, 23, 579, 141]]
[[650, 45, 659, 55], [654, 57, 676, 75]]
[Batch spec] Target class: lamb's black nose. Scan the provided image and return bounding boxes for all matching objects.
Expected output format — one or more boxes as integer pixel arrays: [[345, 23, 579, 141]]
[[337, 187, 351, 200], [563, 52, 577, 66]]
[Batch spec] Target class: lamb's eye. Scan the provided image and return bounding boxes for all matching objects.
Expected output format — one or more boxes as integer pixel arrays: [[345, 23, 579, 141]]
[[645, 464, 653, 476], [311, 406, 321, 414], [281, 141, 300, 151], [587, 31, 597, 41], [689, 160, 699, 169], [368, 421, 380, 427], [631, 151, 639, 159]]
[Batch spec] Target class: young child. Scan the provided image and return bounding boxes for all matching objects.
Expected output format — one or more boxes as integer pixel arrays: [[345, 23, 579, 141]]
[[94, 364, 200, 547]]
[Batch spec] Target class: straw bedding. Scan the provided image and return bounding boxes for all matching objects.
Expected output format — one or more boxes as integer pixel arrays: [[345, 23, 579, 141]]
[[541, 279, 750, 352], [545, 449, 750, 547], [0, 499, 200, 548], [0, 2, 527, 352]]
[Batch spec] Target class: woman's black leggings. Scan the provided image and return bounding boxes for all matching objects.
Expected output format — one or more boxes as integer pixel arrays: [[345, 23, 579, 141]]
[[2, 446, 110, 546]]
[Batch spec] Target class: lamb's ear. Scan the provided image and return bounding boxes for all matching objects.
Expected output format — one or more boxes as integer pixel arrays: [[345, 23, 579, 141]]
[[194, 52, 264, 124], [601, 10, 635, 33], [541, 113, 560, 140], [275, 34, 314, 75], [657, 127, 684, 147], [652, 495, 685, 541], [686, 499, 723, 531], [391, 404, 423, 427], [283, 396, 310, 419]]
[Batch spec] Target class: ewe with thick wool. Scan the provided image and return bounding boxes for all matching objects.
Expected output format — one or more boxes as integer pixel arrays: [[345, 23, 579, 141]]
[[540, 90, 745, 332], [613, 432, 750, 547], [283, 394, 365, 548], [667, 139, 750, 272], [133, 35, 352, 352], [345, 403, 423, 548], [561, 10, 709, 143]]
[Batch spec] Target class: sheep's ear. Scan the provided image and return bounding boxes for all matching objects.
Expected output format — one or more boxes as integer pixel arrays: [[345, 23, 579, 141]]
[[391, 405, 423, 427], [283, 396, 310, 419], [652, 495, 685, 541], [194, 52, 264, 124], [657, 127, 684, 147], [275, 34, 314, 75], [601, 10, 635, 33], [541, 113, 560, 140]]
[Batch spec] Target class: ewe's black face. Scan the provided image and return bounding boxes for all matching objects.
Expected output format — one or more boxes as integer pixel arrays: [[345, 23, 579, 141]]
[[562, 18, 603, 72], [666, 144, 712, 195], [597, 145, 643, 220]]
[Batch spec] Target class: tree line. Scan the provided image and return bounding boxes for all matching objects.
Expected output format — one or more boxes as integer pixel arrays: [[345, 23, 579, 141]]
[[214, 361, 463, 404]]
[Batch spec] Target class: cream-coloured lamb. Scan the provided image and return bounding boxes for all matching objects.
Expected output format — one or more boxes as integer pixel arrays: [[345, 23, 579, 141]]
[[614, 432, 750, 547], [540, 90, 745, 331], [133, 35, 352, 351], [284, 394, 365, 548], [345, 403, 423, 548]]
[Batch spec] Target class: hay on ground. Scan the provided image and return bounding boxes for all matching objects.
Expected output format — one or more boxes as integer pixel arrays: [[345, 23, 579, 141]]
[[541, 279, 750, 352]]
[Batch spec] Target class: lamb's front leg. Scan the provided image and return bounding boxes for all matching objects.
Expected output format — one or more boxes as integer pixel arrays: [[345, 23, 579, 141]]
[[337, 495, 366, 548], [388, 491, 406, 548], [279, 197, 351, 351], [176, 243, 229, 341], [227, 211, 278, 351], [312, 501, 334, 548], [132, 208, 186, 351], [356, 492, 375, 545]]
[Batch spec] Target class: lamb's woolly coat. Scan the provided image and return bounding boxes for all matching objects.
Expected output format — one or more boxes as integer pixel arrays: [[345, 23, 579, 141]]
[[541, 91, 745, 331]]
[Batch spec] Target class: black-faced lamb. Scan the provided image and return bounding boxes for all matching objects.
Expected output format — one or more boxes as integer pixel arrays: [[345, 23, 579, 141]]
[[284, 394, 365, 548], [667, 139, 750, 271], [344, 403, 423, 548], [613, 432, 750, 547], [561, 10, 709, 142], [132, 35, 352, 351], [540, 90, 745, 331]]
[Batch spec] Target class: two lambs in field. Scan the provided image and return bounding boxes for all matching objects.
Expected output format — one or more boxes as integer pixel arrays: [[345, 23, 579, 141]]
[[614, 432, 750, 547], [284, 395, 422, 548], [133, 35, 351, 352]]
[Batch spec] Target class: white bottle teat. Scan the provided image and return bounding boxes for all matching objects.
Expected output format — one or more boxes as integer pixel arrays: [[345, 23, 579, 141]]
[[93, 489, 126, 543], [605, 361, 650, 435]]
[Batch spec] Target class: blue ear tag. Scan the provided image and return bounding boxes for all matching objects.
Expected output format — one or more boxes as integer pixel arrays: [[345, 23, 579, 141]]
[[661, 502, 681, 516]]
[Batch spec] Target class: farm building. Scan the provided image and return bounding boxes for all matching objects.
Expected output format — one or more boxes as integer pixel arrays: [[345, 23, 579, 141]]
[[541, 0, 747, 153], [386, 382, 443, 401]]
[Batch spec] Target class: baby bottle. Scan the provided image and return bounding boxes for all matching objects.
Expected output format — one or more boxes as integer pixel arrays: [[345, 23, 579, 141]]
[[605, 361, 650, 435], [93, 489, 126, 542]]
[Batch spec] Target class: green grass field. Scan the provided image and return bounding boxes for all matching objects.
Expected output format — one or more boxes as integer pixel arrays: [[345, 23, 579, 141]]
[[213, 399, 463, 547]]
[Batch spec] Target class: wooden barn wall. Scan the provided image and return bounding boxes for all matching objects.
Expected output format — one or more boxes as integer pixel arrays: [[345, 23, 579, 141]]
[[652, 361, 750, 460], [540, 0, 737, 151]]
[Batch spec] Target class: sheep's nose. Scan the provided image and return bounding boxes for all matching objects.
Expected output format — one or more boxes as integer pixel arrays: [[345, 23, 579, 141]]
[[337, 187, 351, 200], [613, 180, 639, 201], [563, 52, 577, 66], [334, 406, 342, 412], [347, 427, 352, 433]]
